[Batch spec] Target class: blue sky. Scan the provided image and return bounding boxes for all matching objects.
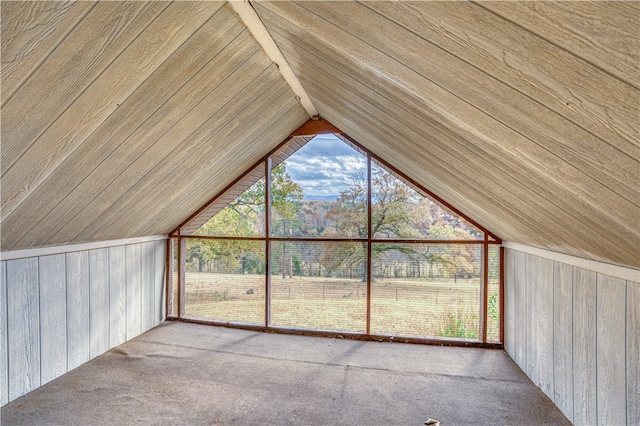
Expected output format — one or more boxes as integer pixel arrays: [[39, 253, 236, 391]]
[[283, 134, 366, 199]]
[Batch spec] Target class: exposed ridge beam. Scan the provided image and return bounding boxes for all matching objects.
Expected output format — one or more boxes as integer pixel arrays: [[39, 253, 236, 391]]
[[290, 118, 343, 137], [229, 0, 318, 118]]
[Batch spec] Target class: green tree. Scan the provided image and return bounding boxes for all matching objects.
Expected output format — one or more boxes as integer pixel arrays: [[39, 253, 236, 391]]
[[190, 164, 303, 275], [324, 168, 423, 280]]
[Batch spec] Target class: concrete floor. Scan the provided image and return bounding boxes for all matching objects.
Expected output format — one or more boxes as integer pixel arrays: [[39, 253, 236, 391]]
[[2, 322, 569, 425]]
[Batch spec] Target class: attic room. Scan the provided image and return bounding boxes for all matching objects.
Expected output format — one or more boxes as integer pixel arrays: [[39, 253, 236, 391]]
[[1, 1, 638, 425]]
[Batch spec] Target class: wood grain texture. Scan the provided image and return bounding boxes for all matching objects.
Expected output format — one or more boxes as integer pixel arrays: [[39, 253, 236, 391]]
[[269, 33, 576, 252], [1, 1, 223, 225], [6, 258, 40, 401], [40, 15, 258, 248], [1, 241, 166, 405], [0, 261, 7, 406], [109, 246, 126, 347], [629, 280, 640, 426], [73, 66, 298, 242], [138, 94, 307, 238], [524, 253, 537, 385], [257, 2, 639, 268], [553, 262, 573, 422], [513, 251, 527, 370], [308, 94, 586, 259], [66, 251, 89, 371], [1, 1, 95, 103], [257, 3, 638, 270], [5, 13, 257, 249], [125, 244, 142, 340], [596, 274, 627, 426], [281, 0, 640, 218], [1, 3, 232, 248], [572, 267, 597, 426], [154, 240, 166, 325], [371, 1, 638, 150], [140, 242, 155, 332], [38, 254, 67, 385], [527, 254, 554, 399], [1, 2, 166, 173], [503, 248, 515, 359], [479, 1, 639, 89], [89, 248, 109, 358]]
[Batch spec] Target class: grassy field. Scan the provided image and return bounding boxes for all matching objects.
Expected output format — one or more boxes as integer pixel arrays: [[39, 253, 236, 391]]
[[183, 272, 500, 341]]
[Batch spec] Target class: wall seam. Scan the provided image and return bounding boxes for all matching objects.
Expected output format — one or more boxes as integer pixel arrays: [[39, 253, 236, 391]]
[[595, 273, 599, 425], [37, 257, 42, 388], [552, 260, 556, 404], [572, 265, 576, 423], [3, 262, 8, 405], [88, 252, 92, 360], [625, 280, 628, 424], [107, 248, 111, 352]]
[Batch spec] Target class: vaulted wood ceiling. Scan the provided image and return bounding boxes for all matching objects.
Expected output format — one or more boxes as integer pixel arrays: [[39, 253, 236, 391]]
[[1, 1, 638, 269]]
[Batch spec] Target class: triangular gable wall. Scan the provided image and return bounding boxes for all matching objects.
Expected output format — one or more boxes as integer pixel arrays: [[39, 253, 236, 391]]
[[174, 119, 500, 243], [169, 118, 503, 345]]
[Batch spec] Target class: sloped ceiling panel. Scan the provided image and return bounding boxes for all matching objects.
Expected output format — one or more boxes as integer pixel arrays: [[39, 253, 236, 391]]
[[1, 1, 308, 250], [2, 1, 638, 271], [254, 1, 639, 268]]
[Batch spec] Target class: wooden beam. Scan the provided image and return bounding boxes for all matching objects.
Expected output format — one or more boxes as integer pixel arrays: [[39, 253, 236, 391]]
[[289, 118, 342, 137], [229, 0, 317, 118]]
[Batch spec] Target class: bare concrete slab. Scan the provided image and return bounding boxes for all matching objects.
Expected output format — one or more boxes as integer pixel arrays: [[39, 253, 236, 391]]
[[2, 322, 569, 425]]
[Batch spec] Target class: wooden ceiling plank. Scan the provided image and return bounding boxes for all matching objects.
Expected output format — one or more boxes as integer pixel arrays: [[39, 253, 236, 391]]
[[367, 2, 638, 154], [16, 41, 266, 250], [1, 1, 225, 221], [259, 4, 637, 262], [1, 1, 168, 172], [53, 64, 289, 245], [180, 134, 314, 235], [312, 96, 636, 267], [267, 6, 637, 240], [137, 101, 308, 237], [289, 1, 639, 204], [229, 0, 317, 118], [109, 83, 300, 240], [478, 1, 639, 90], [71, 77, 302, 244], [264, 18, 636, 264], [2, 5, 246, 250], [179, 162, 269, 236], [297, 74, 622, 264], [278, 41, 557, 229], [312, 98, 589, 259], [1, 1, 95, 105]]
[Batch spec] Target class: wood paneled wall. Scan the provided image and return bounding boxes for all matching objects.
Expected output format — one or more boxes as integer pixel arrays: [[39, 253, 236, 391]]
[[504, 248, 639, 425], [0, 239, 165, 406]]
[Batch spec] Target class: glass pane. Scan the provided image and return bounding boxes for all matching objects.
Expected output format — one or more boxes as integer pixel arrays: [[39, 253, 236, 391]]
[[194, 178, 266, 237], [371, 163, 482, 240], [183, 238, 265, 325], [270, 241, 367, 332], [270, 135, 367, 238], [487, 245, 501, 342], [169, 237, 179, 317], [370, 243, 482, 340]]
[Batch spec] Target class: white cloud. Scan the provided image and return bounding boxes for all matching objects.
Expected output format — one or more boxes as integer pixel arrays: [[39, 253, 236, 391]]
[[283, 135, 366, 198]]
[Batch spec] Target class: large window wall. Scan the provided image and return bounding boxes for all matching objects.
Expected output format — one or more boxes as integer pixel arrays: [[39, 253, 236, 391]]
[[169, 134, 502, 345]]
